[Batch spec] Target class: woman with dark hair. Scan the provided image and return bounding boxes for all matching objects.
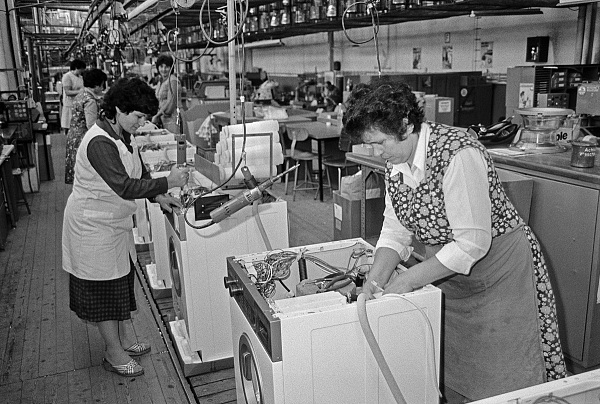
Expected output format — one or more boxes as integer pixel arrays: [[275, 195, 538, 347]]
[[345, 80, 566, 402], [151, 54, 182, 132], [64, 68, 108, 184], [61, 59, 86, 134], [62, 78, 189, 377]]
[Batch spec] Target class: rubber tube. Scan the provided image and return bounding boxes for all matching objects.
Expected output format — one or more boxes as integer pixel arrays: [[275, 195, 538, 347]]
[[252, 200, 272, 251], [356, 293, 408, 404]]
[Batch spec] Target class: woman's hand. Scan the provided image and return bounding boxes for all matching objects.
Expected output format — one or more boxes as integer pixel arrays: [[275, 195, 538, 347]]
[[151, 114, 161, 124], [166, 166, 189, 188], [362, 277, 385, 300], [155, 194, 182, 213], [381, 271, 414, 296]]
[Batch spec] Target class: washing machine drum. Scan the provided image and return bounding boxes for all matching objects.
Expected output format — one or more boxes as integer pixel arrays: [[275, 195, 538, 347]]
[[239, 333, 264, 404], [169, 238, 182, 297]]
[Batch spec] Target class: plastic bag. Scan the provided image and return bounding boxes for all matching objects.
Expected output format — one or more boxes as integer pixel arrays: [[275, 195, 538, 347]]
[[340, 170, 384, 200]]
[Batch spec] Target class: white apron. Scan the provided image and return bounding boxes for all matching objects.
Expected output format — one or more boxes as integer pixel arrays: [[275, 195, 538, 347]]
[[62, 125, 142, 280]]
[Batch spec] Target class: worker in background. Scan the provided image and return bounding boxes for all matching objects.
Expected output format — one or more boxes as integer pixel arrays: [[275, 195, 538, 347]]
[[344, 80, 566, 402], [62, 78, 188, 378], [64, 68, 107, 184], [60, 59, 86, 135], [151, 54, 182, 133], [323, 80, 342, 111]]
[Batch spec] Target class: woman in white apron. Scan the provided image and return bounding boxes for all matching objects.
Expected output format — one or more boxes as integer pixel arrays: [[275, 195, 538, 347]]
[[344, 81, 566, 402], [62, 78, 189, 377]]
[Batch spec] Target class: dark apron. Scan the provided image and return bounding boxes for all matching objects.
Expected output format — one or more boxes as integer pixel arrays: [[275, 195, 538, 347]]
[[426, 225, 546, 400]]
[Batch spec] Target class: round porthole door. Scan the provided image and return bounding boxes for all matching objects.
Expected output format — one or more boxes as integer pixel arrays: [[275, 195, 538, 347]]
[[169, 238, 182, 297], [239, 333, 264, 404]]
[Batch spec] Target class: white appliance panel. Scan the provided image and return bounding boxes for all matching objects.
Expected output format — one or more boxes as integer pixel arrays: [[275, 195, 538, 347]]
[[147, 199, 171, 288], [168, 197, 289, 363], [227, 240, 441, 404]]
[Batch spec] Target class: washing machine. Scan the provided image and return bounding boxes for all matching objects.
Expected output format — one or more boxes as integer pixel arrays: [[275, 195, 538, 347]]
[[146, 198, 171, 288], [133, 199, 151, 243], [166, 185, 289, 363], [472, 368, 600, 404], [225, 239, 442, 404]]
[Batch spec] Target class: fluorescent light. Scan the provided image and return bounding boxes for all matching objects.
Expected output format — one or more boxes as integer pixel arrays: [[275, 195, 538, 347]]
[[243, 39, 285, 49]]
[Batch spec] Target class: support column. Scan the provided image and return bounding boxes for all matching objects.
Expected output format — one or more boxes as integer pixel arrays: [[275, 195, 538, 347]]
[[0, 0, 18, 91]]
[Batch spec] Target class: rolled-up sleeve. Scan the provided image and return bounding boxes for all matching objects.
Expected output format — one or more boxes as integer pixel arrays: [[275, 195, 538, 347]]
[[87, 136, 168, 200], [375, 192, 414, 261], [435, 147, 492, 275]]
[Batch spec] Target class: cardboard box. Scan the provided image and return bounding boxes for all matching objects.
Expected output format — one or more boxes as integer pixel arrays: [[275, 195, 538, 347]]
[[333, 190, 385, 240], [424, 96, 454, 126]]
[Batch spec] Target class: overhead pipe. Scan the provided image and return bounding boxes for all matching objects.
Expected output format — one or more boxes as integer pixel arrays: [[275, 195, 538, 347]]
[[127, 0, 159, 22]]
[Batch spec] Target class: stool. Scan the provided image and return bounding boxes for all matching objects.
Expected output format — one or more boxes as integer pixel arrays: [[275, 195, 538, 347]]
[[11, 167, 31, 215], [285, 127, 330, 201], [322, 156, 359, 192]]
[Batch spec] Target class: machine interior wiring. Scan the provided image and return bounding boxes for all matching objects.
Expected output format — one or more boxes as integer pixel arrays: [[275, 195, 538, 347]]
[[245, 243, 373, 299]]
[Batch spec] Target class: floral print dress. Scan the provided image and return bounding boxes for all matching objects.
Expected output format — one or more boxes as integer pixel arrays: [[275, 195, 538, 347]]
[[385, 122, 566, 400], [65, 90, 100, 184]]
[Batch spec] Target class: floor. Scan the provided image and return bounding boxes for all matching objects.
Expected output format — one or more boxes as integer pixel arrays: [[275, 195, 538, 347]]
[[0, 131, 344, 403]]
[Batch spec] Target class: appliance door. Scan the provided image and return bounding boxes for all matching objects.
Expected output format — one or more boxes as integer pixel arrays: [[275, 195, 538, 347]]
[[230, 299, 282, 404], [168, 234, 186, 322]]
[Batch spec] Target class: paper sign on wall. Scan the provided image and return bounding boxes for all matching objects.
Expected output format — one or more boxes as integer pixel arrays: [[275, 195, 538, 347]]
[[438, 100, 452, 113]]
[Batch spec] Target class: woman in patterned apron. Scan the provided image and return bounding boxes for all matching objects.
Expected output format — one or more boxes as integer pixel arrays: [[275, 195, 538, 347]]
[[343, 81, 566, 402], [62, 78, 189, 377], [64, 68, 107, 184]]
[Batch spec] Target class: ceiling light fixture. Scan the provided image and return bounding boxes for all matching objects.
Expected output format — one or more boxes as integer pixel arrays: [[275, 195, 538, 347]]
[[243, 39, 285, 49]]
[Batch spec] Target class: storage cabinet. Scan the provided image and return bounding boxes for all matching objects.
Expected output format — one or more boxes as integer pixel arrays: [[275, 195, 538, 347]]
[[498, 167, 600, 373]]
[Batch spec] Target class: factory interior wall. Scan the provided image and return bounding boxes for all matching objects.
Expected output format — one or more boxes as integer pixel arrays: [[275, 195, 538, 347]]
[[252, 7, 579, 76]]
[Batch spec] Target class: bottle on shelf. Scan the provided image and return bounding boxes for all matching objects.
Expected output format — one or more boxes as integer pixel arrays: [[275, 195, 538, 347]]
[[326, 0, 337, 20]]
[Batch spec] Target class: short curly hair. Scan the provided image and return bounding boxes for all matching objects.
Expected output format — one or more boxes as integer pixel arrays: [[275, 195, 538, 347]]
[[156, 54, 174, 70], [343, 79, 424, 144], [83, 68, 107, 89], [70, 59, 86, 70], [101, 78, 158, 120]]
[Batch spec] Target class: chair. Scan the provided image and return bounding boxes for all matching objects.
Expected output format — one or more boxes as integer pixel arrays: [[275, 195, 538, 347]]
[[284, 126, 330, 201], [322, 134, 359, 193]]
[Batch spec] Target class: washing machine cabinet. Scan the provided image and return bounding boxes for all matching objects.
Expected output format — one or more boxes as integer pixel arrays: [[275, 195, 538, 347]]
[[166, 196, 289, 363], [146, 199, 171, 288], [226, 239, 442, 404], [133, 199, 151, 242], [472, 368, 600, 404]]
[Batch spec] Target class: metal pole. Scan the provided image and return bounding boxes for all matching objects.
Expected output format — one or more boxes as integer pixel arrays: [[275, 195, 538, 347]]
[[575, 5, 586, 64], [581, 3, 593, 64], [591, 3, 600, 63], [227, 0, 237, 125]]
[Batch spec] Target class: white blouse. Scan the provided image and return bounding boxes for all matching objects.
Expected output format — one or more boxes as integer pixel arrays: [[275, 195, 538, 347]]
[[375, 123, 493, 275]]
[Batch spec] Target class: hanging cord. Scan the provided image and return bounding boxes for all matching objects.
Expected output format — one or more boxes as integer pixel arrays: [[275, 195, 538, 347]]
[[341, 0, 382, 77], [198, 0, 249, 46]]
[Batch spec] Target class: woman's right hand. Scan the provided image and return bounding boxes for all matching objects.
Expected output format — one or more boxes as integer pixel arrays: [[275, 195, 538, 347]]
[[362, 276, 385, 300], [166, 166, 189, 188]]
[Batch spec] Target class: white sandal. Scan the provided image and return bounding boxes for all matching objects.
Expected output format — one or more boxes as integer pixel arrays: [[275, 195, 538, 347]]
[[102, 358, 144, 377]]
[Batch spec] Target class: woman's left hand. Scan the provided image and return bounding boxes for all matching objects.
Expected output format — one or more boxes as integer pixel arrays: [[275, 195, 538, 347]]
[[155, 194, 182, 213]]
